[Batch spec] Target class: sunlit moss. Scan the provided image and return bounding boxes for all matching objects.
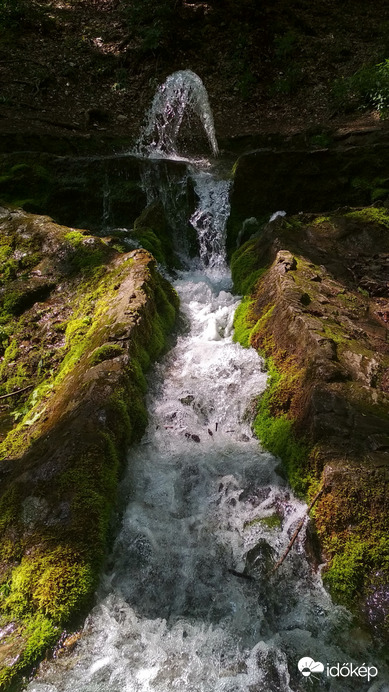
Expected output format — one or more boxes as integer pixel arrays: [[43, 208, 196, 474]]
[[230, 238, 267, 294], [345, 206, 389, 228]]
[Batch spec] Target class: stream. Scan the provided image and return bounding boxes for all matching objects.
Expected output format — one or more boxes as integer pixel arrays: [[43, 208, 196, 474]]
[[25, 72, 388, 692]]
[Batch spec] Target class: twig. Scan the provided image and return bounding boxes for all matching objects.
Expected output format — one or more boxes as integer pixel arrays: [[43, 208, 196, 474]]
[[0, 384, 34, 400], [228, 568, 255, 582], [271, 488, 324, 574]]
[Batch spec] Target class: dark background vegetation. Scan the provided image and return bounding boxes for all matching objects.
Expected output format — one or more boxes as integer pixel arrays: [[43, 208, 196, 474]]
[[1, 0, 389, 142]]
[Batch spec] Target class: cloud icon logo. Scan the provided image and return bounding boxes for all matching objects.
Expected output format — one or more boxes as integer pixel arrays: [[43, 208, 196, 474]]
[[298, 657, 325, 678]]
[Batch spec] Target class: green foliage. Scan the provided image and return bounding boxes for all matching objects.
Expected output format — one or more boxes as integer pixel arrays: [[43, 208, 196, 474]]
[[333, 58, 389, 118]]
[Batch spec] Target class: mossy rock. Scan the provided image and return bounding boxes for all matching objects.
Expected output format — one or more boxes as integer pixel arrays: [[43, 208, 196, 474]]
[[231, 206, 389, 635], [133, 200, 182, 270], [227, 142, 389, 251], [0, 152, 147, 232], [0, 210, 179, 687]]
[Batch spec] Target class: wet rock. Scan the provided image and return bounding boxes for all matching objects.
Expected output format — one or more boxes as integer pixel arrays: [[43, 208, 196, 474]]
[[21, 496, 49, 527], [303, 520, 322, 569], [250, 644, 291, 692], [367, 433, 389, 451], [180, 395, 195, 406], [276, 250, 297, 273], [239, 486, 271, 506], [244, 539, 276, 575]]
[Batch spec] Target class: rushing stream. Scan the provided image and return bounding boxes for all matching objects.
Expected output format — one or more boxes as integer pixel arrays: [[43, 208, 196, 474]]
[[26, 73, 388, 692]]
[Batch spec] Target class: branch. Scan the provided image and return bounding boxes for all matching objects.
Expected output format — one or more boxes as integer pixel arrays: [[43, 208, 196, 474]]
[[271, 488, 324, 574], [0, 384, 34, 400]]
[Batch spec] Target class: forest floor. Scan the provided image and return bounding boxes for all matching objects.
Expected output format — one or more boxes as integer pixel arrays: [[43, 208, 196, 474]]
[[1, 0, 389, 145]]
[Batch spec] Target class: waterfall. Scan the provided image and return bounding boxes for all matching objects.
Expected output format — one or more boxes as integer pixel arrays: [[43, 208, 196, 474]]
[[136, 70, 219, 158], [189, 170, 230, 270], [25, 76, 388, 692]]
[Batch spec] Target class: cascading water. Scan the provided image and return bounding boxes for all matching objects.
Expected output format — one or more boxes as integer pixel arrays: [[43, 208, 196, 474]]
[[25, 75, 388, 692], [136, 70, 219, 159]]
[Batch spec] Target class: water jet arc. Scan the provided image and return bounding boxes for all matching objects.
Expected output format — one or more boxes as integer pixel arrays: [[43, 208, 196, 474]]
[[137, 70, 219, 158]]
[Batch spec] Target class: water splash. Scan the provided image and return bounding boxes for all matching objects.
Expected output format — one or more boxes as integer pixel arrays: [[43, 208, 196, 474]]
[[137, 70, 219, 158]]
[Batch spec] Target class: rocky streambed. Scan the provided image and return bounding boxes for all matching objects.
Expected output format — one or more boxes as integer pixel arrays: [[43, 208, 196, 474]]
[[0, 130, 389, 689]]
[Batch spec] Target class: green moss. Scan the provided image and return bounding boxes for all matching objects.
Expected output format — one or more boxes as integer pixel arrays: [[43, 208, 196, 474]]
[[0, 161, 51, 213], [261, 514, 282, 529], [0, 340, 18, 379], [233, 294, 311, 496], [345, 206, 389, 228], [233, 297, 256, 347], [0, 487, 20, 535], [0, 245, 13, 264], [64, 230, 85, 245], [90, 343, 123, 366], [231, 238, 266, 294], [133, 202, 181, 270], [253, 357, 311, 496], [313, 216, 331, 225], [323, 537, 367, 604], [64, 232, 107, 273], [0, 614, 59, 689], [134, 229, 165, 265], [4, 547, 93, 623], [23, 614, 60, 663], [316, 465, 389, 617], [284, 217, 303, 231], [243, 514, 282, 529]]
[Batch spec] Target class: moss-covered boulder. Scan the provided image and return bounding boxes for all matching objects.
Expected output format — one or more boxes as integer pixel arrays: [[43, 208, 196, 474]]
[[232, 206, 389, 639], [132, 200, 180, 269], [0, 207, 178, 689], [227, 130, 389, 255]]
